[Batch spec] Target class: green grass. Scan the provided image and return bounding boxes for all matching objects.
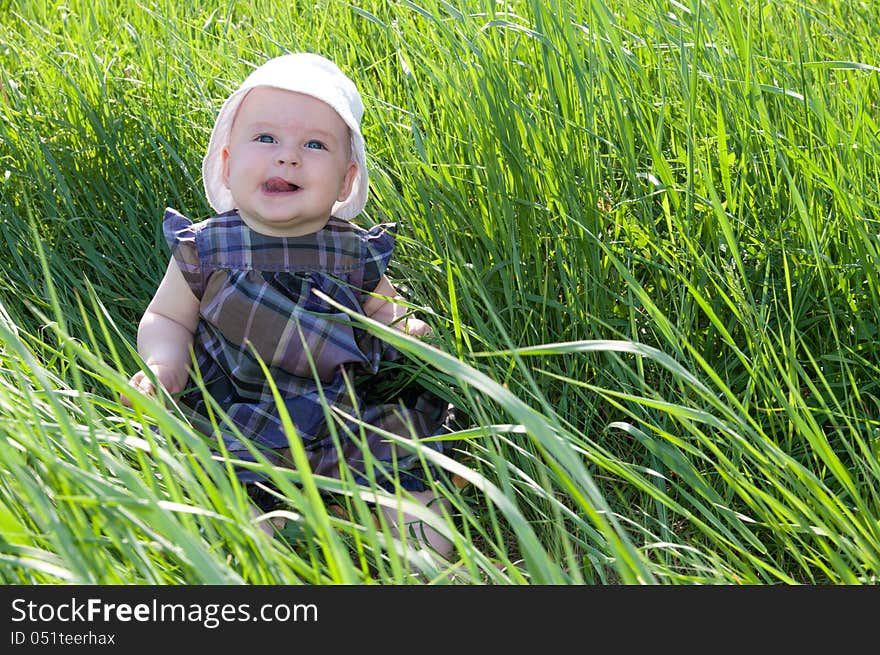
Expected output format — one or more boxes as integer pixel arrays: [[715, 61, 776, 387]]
[[1, 0, 879, 584]]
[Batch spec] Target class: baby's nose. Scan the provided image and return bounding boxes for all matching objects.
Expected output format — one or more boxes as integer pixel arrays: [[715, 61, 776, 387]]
[[277, 147, 299, 166]]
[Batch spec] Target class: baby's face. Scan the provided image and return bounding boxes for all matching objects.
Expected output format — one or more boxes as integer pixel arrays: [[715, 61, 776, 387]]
[[221, 86, 357, 236]]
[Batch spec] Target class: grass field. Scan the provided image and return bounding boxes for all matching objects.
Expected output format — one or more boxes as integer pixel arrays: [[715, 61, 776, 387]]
[[0, 0, 879, 584]]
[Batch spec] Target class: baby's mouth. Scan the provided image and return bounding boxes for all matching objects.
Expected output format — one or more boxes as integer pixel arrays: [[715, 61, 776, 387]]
[[264, 177, 300, 193]]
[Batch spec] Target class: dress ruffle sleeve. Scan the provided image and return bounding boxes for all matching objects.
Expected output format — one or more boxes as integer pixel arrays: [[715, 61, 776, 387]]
[[360, 222, 397, 296], [163, 207, 207, 299]]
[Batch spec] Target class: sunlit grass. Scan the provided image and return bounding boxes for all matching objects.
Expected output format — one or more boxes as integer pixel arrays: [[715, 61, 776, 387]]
[[1, 0, 878, 584]]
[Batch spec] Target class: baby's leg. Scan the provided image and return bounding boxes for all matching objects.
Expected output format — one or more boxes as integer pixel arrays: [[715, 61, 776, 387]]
[[379, 489, 454, 561], [250, 505, 286, 536], [247, 482, 286, 535]]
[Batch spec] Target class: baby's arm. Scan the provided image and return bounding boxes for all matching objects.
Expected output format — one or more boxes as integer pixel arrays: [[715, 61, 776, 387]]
[[363, 274, 432, 337], [121, 258, 200, 405]]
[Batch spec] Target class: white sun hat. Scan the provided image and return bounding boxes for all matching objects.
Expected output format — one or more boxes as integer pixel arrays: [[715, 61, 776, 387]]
[[202, 53, 368, 220]]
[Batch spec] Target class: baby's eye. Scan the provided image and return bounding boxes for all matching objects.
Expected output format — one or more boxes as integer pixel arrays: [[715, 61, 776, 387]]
[[305, 140, 326, 150], [255, 134, 276, 144]]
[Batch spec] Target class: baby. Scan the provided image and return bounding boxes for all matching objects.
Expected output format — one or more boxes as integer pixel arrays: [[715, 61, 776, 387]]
[[123, 53, 454, 560]]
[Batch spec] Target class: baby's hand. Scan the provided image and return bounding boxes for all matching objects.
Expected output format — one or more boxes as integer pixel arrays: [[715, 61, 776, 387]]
[[120, 364, 184, 407], [404, 317, 433, 338]]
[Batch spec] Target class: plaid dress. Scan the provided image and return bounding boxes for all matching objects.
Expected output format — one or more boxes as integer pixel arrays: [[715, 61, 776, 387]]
[[163, 208, 453, 491]]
